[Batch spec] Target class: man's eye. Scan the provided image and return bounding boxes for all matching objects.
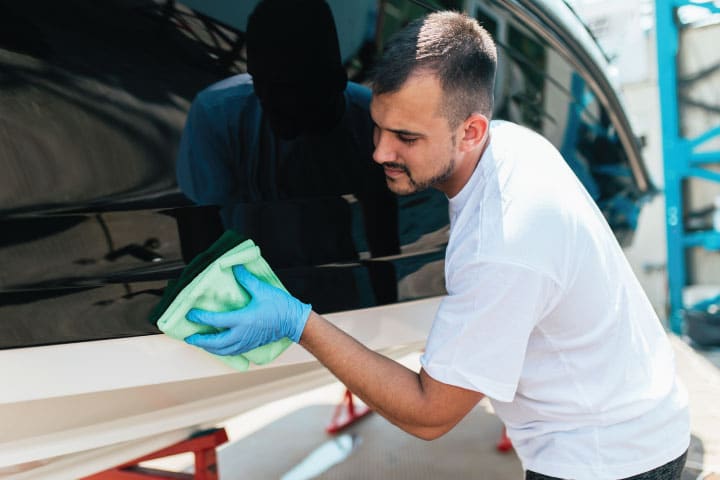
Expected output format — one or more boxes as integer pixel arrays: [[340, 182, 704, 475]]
[[399, 136, 418, 145]]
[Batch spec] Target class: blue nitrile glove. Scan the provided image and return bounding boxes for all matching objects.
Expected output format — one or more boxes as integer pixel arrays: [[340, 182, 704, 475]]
[[184, 265, 312, 356]]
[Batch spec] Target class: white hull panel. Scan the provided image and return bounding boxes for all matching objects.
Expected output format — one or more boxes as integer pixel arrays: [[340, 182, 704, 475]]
[[0, 297, 439, 476]]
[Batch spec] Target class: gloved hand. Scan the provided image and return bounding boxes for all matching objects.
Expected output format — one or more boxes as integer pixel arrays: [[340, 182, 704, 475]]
[[184, 265, 312, 356]]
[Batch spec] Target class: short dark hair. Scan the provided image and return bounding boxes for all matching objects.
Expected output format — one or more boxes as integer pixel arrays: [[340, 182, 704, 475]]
[[372, 11, 497, 128]]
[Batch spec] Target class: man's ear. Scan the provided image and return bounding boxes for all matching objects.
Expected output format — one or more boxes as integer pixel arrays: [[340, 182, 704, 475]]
[[459, 113, 489, 152]]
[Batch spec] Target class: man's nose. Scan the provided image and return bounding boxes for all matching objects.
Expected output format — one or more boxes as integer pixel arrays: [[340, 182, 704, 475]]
[[373, 131, 396, 164]]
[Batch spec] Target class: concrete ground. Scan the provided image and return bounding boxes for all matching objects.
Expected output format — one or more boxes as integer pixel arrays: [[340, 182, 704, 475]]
[[673, 336, 720, 480], [147, 335, 720, 479], [215, 352, 523, 479]]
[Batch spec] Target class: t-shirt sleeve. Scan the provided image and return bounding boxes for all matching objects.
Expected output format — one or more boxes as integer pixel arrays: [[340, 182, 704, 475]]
[[420, 260, 560, 402], [176, 92, 236, 206]]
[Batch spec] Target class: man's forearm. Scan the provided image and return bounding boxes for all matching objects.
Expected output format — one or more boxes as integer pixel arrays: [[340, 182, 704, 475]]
[[298, 311, 482, 440]]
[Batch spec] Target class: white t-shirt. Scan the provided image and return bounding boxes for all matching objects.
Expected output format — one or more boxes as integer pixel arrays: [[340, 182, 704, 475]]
[[420, 121, 690, 479]]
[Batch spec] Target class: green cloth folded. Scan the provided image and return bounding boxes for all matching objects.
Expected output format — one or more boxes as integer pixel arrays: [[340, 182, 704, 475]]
[[149, 230, 248, 324], [152, 231, 292, 371]]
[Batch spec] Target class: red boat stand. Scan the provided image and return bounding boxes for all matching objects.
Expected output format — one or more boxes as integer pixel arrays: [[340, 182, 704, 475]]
[[325, 388, 372, 434], [82, 428, 229, 480], [496, 427, 513, 452]]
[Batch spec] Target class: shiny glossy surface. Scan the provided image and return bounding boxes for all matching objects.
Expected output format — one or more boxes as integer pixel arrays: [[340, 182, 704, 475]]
[[0, 0, 649, 348]]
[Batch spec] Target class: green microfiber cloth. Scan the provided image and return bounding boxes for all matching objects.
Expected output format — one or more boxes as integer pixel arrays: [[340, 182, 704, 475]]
[[153, 231, 292, 371], [149, 230, 248, 323]]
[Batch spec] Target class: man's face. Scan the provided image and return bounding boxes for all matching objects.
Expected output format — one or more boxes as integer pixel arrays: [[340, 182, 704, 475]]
[[370, 74, 461, 196]]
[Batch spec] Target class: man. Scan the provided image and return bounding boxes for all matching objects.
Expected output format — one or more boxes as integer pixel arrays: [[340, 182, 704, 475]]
[[185, 11, 690, 479]]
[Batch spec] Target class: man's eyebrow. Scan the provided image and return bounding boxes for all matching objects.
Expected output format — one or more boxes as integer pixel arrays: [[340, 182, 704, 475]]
[[389, 128, 425, 137], [373, 122, 425, 138]]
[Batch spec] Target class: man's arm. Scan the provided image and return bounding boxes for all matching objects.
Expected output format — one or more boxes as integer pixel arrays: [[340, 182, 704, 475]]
[[300, 311, 484, 440], [184, 265, 484, 440]]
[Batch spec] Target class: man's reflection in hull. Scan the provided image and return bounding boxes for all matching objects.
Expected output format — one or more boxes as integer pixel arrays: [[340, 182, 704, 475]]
[[176, 0, 399, 310]]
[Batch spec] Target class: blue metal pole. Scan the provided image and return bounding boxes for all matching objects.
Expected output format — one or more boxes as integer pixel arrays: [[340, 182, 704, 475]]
[[656, 0, 686, 333]]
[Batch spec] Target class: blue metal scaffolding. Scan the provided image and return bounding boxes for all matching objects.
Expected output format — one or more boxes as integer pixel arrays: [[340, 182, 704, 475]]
[[656, 0, 720, 334]]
